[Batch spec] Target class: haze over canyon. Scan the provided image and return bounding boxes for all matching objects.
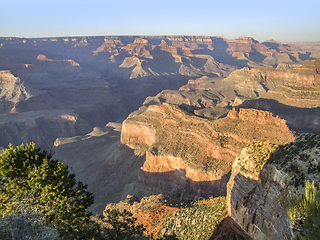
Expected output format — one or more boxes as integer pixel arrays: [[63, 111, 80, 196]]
[[1, 35, 320, 239]]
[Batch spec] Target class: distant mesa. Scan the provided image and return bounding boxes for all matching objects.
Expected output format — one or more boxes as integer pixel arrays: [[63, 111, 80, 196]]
[[227, 36, 259, 44], [37, 54, 47, 60], [264, 39, 279, 43], [103, 37, 122, 45], [73, 37, 88, 47], [133, 37, 149, 44], [36, 54, 80, 67], [160, 39, 168, 45]]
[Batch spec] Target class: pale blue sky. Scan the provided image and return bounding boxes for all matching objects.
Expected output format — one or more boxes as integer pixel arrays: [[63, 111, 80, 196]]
[[1, 0, 319, 42]]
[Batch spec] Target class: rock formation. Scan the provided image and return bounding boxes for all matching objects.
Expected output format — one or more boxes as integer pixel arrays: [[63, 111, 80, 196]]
[[0, 109, 92, 150], [120, 103, 295, 202], [144, 58, 320, 133], [2, 36, 320, 226], [227, 134, 320, 240], [53, 103, 294, 213]]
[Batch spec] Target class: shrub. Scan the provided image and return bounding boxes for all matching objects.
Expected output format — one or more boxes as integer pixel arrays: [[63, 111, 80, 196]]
[[282, 180, 320, 239]]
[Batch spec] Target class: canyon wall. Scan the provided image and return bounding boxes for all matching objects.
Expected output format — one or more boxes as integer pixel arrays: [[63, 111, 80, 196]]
[[144, 58, 320, 133], [54, 104, 295, 213], [227, 134, 320, 240], [1, 37, 320, 150], [120, 103, 295, 200], [0, 110, 92, 150]]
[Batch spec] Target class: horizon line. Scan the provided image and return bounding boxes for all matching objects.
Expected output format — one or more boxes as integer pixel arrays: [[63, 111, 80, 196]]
[[1, 35, 320, 44]]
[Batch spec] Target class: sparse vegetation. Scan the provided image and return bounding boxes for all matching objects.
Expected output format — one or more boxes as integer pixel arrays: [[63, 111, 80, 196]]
[[159, 197, 226, 240], [100, 208, 145, 239], [239, 141, 278, 175], [127, 104, 293, 176], [100, 195, 229, 240], [134, 143, 150, 156], [0, 199, 59, 240], [282, 180, 320, 239], [268, 133, 320, 188]]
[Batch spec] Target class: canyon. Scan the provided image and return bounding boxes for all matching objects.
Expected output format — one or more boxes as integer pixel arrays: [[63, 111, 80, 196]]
[[54, 102, 295, 214], [1, 35, 320, 238], [1, 36, 320, 150]]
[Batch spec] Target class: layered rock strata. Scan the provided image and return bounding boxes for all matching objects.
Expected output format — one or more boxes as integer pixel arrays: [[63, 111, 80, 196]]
[[144, 58, 320, 132], [54, 104, 295, 213], [227, 134, 320, 240], [121, 103, 295, 199]]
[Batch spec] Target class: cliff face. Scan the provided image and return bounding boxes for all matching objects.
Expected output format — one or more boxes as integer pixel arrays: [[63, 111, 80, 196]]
[[53, 103, 295, 214], [1, 37, 320, 150], [227, 142, 295, 240], [0, 110, 92, 150], [233, 60, 320, 133], [0, 70, 45, 113], [144, 58, 320, 133], [121, 103, 295, 200], [227, 134, 320, 240]]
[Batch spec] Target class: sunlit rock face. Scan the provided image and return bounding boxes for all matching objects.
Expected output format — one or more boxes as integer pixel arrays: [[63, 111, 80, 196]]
[[143, 58, 320, 133], [120, 103, 294, 200], [227, 134, 320, 240], [1, 37, 319, 150], [2, 36, 320, 216]]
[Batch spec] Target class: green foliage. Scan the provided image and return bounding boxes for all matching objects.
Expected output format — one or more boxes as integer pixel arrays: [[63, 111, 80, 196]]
[[155, 233, 178, 240], [0, 143, 95, 239], [268, 133, 320, 188], [159, 197, 226, 240], [282, 180, 320, 239], [101, 209, 145, 240], [0, 198, 59, 240], [99, 195, 228, 240], [239, 141, 277, 175]]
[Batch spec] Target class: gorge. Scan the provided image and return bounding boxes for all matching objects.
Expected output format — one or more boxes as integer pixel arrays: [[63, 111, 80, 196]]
[[1, 35, 320, 239]]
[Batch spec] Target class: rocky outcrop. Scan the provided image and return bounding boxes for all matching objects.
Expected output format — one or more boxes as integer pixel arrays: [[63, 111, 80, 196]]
[[227, 134, 320, 240], [227, 142, 295, 240], [0, 71, 46, 113], [0, 110, 92, 150], [121, 103, 294, 200], [144, 58, 320, 133], [54, 103, 295, 214], [234, 58, 320, 132], [121, 122, 156, 148], [0, 71, 42, 102]]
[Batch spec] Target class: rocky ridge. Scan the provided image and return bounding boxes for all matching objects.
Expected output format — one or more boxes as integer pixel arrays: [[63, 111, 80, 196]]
[[53, 103, 295, 214], [0, 70, 45, 113], [145, 58, 320, 133], [119, 103, 295, 202], [121, 103, 294, 178], [227, 134, 320, 240], [1, 36, 320, 150]]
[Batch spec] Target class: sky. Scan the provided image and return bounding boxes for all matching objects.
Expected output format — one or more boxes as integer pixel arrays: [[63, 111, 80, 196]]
[[1, 0, 319, 43]]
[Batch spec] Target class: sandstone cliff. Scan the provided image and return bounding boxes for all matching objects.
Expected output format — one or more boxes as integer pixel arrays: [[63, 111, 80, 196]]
[[120, 103, 294, 200], [144, 58, 320, 133], [53, 104, 294, 214], [227, 134, 320, 240]]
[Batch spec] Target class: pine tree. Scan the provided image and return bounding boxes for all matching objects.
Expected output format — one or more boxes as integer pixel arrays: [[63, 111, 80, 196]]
[[0, 143, 95, 239]]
